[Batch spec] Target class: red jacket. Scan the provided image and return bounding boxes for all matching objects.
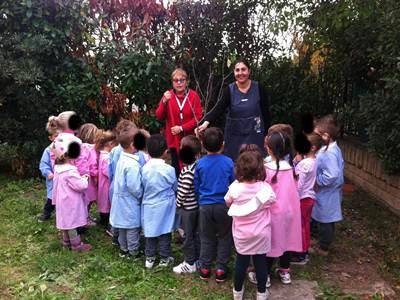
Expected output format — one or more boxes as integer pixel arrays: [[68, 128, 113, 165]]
[[155, 89, 203, 150]]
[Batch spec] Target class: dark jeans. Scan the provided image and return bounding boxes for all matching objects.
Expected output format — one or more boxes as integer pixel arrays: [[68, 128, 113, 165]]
[[145, 233, 172, 258], [169, 147, 181, 179], [199, 203, 232, 271], [43, 198, 55, 218], [179, 208, 200, 264], [266, 251, 291, 273], [318, 221, 335, 250], [235, 253, 267, 293]]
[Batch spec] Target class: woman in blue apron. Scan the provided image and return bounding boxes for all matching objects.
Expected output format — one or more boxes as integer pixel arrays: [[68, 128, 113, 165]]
[[197, 59, 271, 160]]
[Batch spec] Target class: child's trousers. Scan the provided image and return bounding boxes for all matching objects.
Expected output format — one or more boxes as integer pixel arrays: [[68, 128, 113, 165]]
[[178, 208, 200, 265], [199, 203, 232, 271], [118, 228, 140, 253], [300, 197, 315, 252], [145, 233, 172, 258], [43, 198, 55, 218], [235, 253, 267, 293], [318, 222, 335, 251], [266, 251, 291, 272]]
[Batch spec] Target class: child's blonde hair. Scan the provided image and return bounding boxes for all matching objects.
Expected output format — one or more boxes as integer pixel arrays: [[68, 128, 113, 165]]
[[47, 111, 76, 133], [77, 123, 98, 144], [95, 130, 116, 152]]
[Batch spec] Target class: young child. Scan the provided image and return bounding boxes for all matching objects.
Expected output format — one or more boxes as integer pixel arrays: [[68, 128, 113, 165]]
[[109, 126, 143, 258], [141, 134, 177, 268], [76, 123, 99, 225], [291, 132, 323, 264], [311, 115, 344, 255], [173, 135, 202, 274], [95, 130, 117, 231], [264, 132, 302, 286], [225, 144, 275, 300], [38, 119, 58, 222], [51, 133, 91, 251], [194, 127, 235, 282]]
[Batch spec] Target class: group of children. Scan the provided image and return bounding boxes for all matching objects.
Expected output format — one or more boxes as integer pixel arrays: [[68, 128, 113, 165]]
[[39, 111, 344, 300]]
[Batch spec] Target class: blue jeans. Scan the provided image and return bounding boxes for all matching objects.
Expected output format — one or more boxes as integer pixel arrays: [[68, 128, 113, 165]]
[[118, 228, 140, 253], [145, 233, 172, 258]]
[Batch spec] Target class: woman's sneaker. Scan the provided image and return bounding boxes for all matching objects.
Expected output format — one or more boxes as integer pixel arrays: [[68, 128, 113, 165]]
[[158, 256, 174, 267], [277, 270, 291, 284], [173, 261, 197, 274], [145, 256, 156, 269]]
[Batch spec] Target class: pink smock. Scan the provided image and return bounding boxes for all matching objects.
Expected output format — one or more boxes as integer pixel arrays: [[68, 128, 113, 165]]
[[265, 160, 303, 257], [97, 151, 111, 213], [225, 181, 276, 255], [53, 164, 88, 230]]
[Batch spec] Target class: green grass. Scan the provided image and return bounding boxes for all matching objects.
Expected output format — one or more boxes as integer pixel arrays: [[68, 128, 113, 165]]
[[0, 175, 399, 299]]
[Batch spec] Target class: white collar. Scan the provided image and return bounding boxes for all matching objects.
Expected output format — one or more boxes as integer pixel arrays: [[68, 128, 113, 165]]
[[100, 150, 109, 154], [148, 158, 165, 165], [265, 160, 292, 170], [55, 164, 76, 173]]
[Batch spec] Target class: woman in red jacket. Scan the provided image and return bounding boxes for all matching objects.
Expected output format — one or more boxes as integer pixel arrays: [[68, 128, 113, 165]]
[[156, 68, 203, 177]]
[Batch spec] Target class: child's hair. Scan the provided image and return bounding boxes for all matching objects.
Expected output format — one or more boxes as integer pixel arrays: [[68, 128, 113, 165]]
[[77, 123, 98, 144], [115, 119, 136, 135], [119, 127, 138, 150], [146, 134, 168, 158], [179, 135, 202, 165], [267, 132, 297, 183], [47, 111, 77, 133], [235, 144, 266, 182], [315, 114, 340, 141], [267, 123, 294, 139], [95, 130, 116, 152], [203, 127, 224, 153], [133, 129, 150, 151], [307, 132, 324, 153]]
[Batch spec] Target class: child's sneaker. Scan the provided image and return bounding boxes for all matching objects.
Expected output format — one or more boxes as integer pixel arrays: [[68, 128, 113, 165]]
[[38, 213, 51, 222], [232, 287, 244, 300], [173, 261, 197, 274], [158, 256, 174, 267], [247, 272, 271, 288], [145, 256, 156, 269], [291, 253, 309, 265], [199, 268, 211, 280], [119, 250, 128, 258], [128, 250, 141, 259], [277, 269, 291, 284], [215, 269, 227, 283], [256, 290, 270, 300]]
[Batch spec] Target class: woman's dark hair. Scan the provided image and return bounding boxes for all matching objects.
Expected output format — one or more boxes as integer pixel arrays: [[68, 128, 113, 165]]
[[267, 132, 297, 183], [147, 134, 168, 158], [203, 127, 224, 153], [235, 144, 266, 182], [234, 58, 251, 70]]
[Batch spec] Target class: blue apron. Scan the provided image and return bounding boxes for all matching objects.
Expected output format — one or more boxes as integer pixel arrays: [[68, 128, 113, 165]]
[[224, 81, 265, 160]]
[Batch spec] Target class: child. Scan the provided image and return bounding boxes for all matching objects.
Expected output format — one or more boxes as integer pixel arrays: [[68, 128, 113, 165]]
[[225, 144, 275, 300], [141, 134, 177, 268], [311, 115, 344, 255], [194, 127, 235, 282], [95, 130, 116, 230], [291, 132, 323, 264], [38, 119, 58, 222], [109, 126, 143, 258], [264, 132, 302, 286], [51, 133, 91, 251], [173, 135, 202, 274], [76, 123, 99, 225]]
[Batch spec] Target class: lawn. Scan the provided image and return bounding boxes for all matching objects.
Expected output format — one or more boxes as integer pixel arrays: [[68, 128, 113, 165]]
[[0, 175, 399, 299]]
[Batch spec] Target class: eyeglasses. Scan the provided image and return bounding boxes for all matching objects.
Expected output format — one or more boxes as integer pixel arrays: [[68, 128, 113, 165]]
[[173, 78, 186, 83]]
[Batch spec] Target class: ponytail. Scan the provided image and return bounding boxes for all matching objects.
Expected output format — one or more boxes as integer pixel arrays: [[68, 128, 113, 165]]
[[271, 159, 280, 183]]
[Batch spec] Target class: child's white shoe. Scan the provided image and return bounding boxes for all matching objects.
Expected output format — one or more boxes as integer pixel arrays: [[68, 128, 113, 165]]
[[145, 256, 156, 269], [256, 290, 270, 300], [248, 272, 271, 288], [232, 287, 244, 300], [158, 256, 174, 267], [173, 261, 197, 274], [277, 270, 291, 284]]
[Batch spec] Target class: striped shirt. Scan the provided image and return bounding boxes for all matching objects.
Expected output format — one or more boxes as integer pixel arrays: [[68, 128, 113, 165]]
[[176, 162, 198, 210]]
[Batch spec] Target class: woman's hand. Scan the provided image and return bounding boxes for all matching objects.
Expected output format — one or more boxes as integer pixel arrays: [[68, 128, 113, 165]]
[[195, 121, 209, 135], [162, 91, 172, 104], [171, 125, 183, 136]]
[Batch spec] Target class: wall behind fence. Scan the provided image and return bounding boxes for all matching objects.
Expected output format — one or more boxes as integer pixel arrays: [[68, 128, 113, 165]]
[[339, 138, 400, 216]]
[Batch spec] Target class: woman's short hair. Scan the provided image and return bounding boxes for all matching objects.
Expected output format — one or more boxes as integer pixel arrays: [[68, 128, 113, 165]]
[[171, 68, 188, 80]]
